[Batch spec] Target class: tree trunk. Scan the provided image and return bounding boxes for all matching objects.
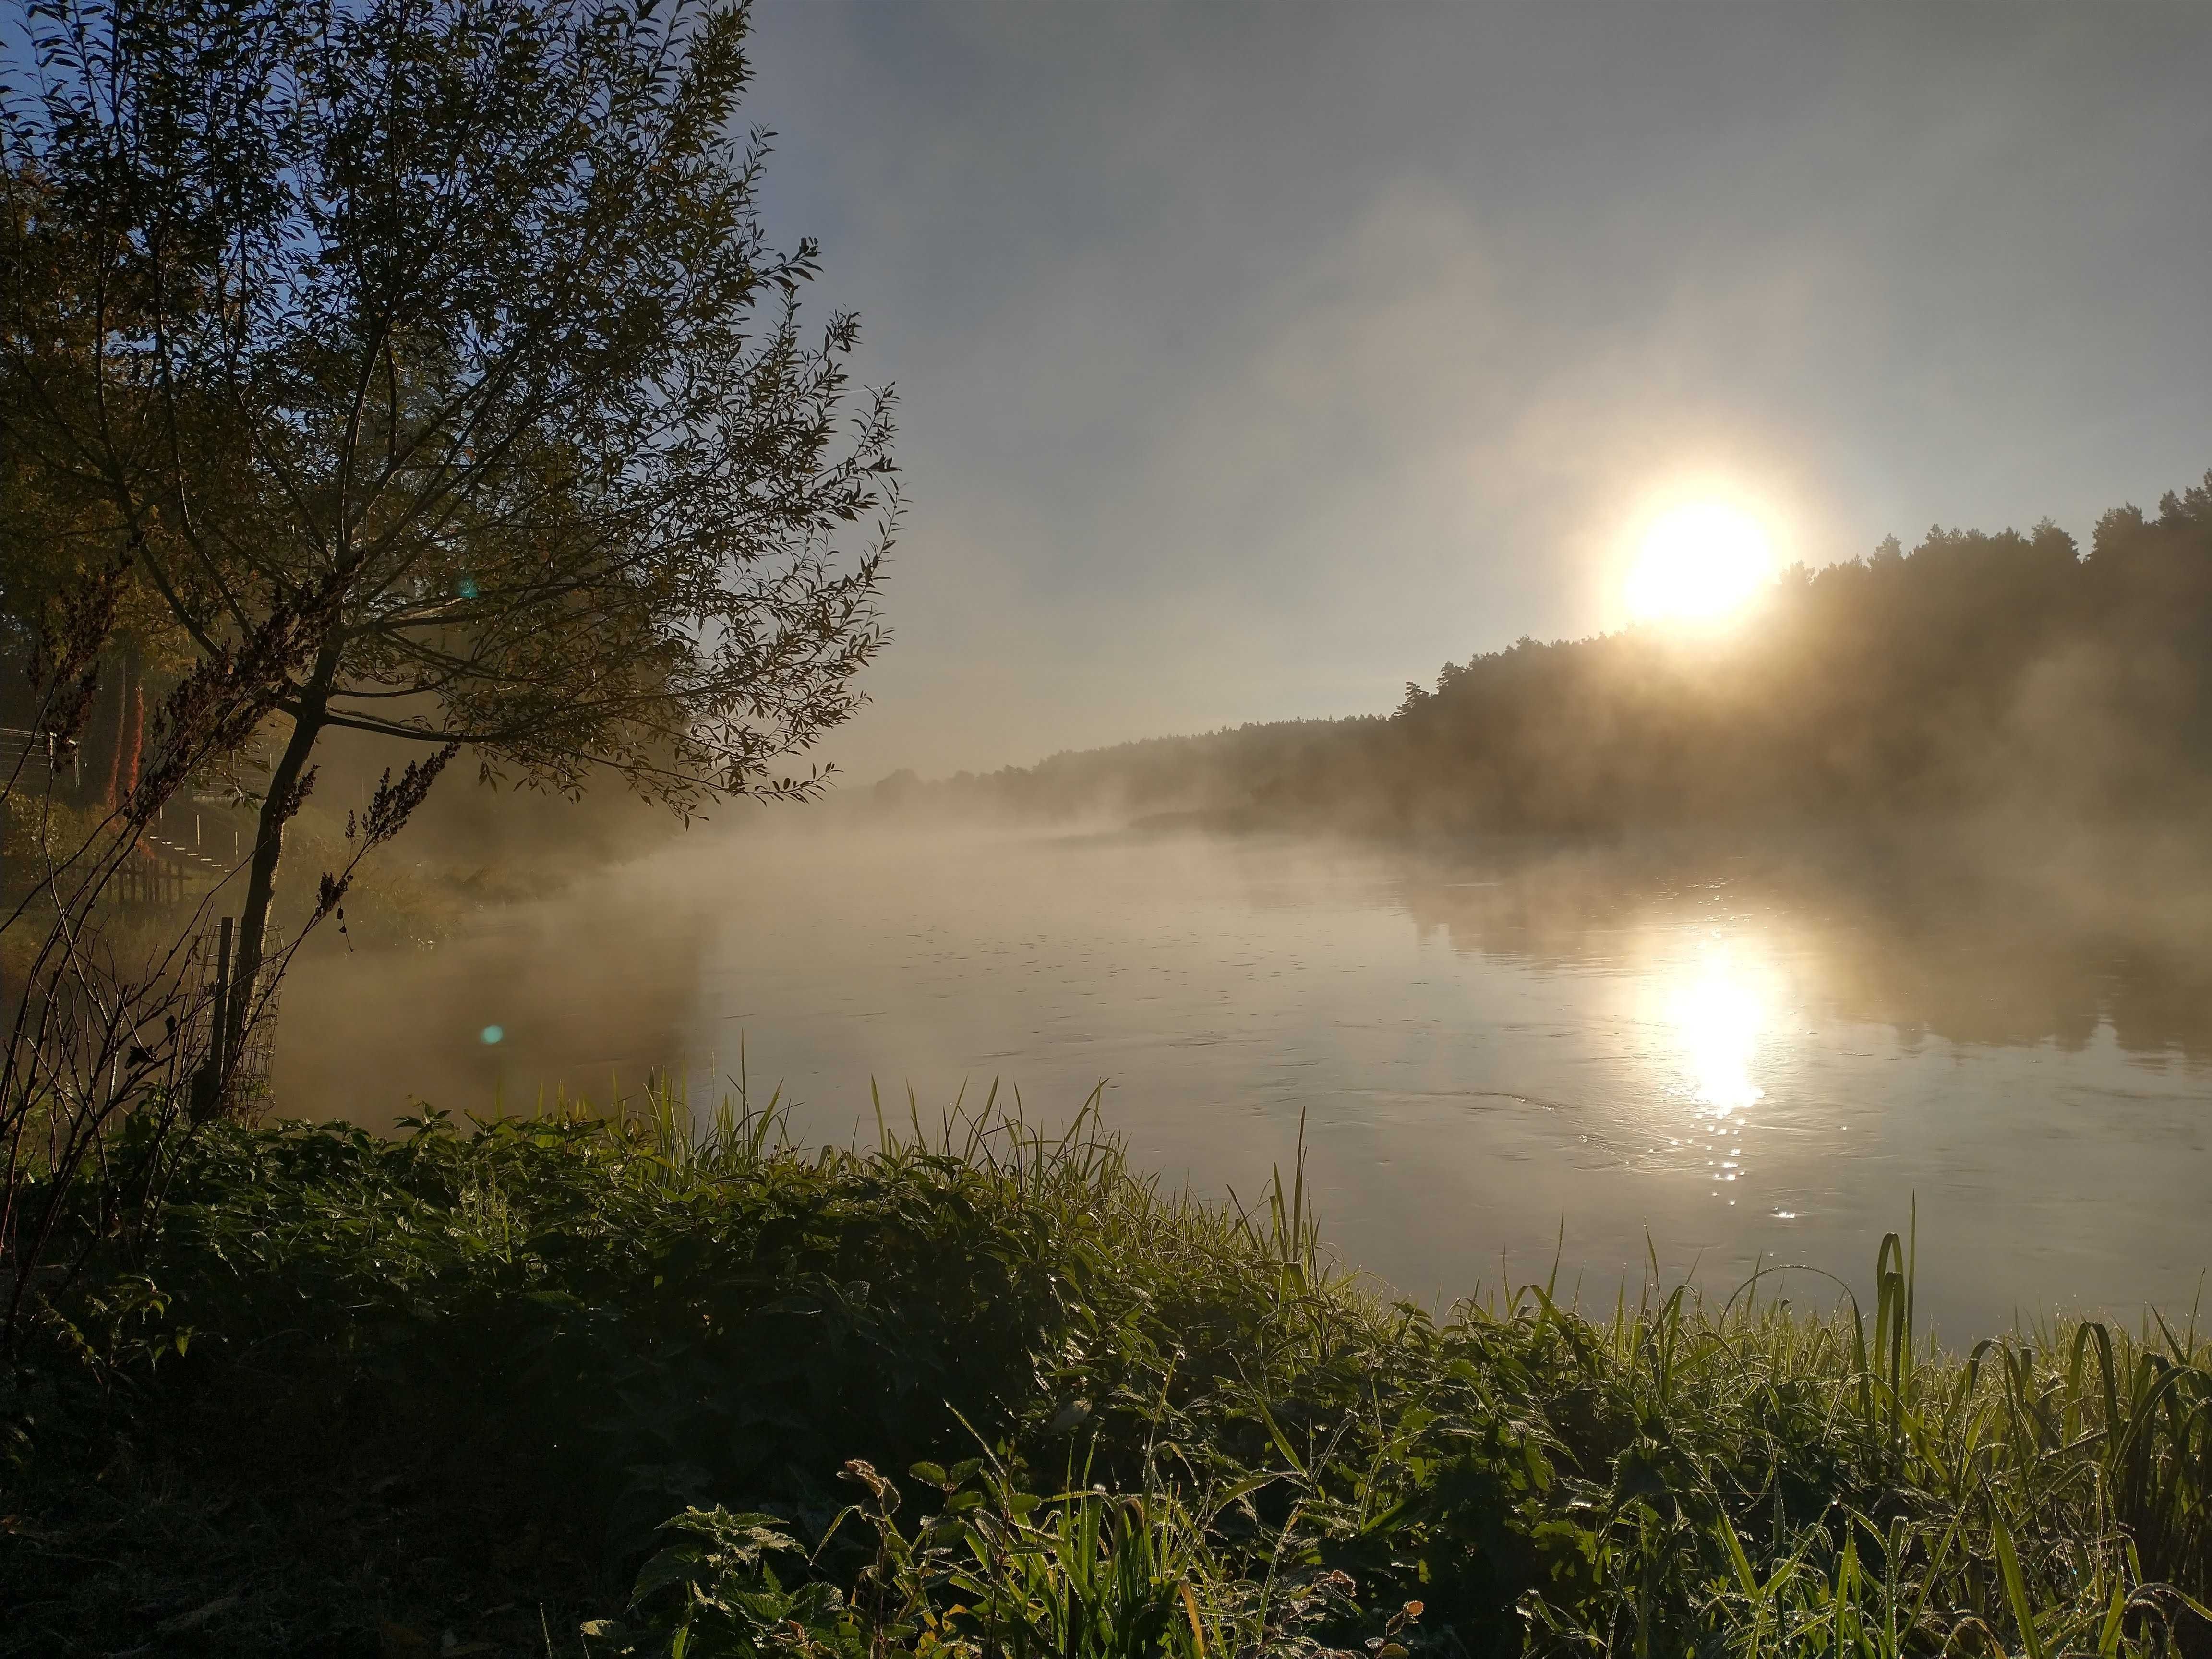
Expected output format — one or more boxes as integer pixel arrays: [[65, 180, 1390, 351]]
[[119, 647, 144, 804], [94, 663, 125, 810], [225, 644, 339, 1078]]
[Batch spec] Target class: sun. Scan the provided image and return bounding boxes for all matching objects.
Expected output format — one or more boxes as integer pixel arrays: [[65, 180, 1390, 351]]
[[1624, 500, 1777, 626]]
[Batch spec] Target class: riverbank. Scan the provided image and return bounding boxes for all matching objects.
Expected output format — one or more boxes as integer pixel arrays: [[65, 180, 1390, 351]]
[[3, 1096, 2207, 1657]]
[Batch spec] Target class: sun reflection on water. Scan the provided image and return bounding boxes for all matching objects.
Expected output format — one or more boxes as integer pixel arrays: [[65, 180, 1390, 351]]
[[1671, 943, 1767, 1117]]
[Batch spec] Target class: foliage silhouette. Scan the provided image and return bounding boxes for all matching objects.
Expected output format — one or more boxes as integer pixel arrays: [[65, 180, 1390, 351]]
[[2, 0, 898, 1048], [919, 480, 2212, 845]]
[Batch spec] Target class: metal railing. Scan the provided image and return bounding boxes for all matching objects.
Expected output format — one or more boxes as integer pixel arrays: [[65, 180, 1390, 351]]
[[0, 725, 81, 785]]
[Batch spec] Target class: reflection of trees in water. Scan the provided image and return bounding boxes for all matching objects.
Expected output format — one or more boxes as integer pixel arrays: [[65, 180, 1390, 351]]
[[2090, 947, 2212, 1065], [1392, 843, 2212, 1066], [273, 873, 714, 1128]]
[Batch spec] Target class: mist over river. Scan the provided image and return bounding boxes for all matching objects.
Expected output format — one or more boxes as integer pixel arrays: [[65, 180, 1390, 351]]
[[276, 824, 2212, 1337]]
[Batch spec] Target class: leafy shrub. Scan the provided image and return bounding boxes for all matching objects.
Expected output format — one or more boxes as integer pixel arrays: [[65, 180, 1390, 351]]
[[9, 1091, 2211, 1656]]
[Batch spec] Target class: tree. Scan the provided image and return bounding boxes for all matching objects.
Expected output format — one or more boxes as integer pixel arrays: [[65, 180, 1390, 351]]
[[2, 0, 898, 1048]]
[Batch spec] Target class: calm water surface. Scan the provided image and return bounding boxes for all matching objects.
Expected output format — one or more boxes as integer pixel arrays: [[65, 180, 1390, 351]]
[[276, 826, 2212, 1336]]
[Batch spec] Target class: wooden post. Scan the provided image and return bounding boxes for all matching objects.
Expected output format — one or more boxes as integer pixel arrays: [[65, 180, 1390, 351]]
[[187, 915, 236, 1125], [212, 916, 233, 1088]]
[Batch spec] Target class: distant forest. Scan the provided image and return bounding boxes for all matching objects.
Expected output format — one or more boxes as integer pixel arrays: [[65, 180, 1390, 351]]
[[886, 474, 2212, 840]]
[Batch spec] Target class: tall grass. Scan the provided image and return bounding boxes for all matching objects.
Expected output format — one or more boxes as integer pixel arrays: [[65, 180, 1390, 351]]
[[5, 1083, 2209, 1657]]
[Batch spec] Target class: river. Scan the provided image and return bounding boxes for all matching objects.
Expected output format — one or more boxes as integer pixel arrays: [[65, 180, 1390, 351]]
[[273, 822, 2212, 1337]]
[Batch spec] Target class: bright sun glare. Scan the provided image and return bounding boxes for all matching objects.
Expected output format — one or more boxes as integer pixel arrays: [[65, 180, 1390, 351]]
[[1625, 501, 1777, 626], [1671, 946, 1766, 1117]]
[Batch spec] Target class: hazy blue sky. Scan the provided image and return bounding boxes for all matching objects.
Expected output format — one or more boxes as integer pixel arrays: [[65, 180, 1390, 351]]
[[740, 2, 2212, 783]]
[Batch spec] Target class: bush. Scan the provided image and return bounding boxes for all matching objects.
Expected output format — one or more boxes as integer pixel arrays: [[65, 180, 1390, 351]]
[[4, 1091, 2209, 1656]]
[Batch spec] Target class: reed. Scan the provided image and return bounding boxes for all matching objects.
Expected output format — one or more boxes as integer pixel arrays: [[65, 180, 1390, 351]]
[[3, 1083, 2207, 1657]]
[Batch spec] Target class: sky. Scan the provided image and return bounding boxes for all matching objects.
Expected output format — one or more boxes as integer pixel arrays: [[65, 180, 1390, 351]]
[[739, 2, 2212, 784]]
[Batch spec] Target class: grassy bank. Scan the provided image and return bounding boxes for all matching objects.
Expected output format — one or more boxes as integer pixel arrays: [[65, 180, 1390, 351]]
[[3, 1094, 2208, 1658]]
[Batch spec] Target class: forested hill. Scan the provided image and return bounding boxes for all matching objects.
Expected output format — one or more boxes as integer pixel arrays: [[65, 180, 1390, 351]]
[[882, 474, 2212, 840]]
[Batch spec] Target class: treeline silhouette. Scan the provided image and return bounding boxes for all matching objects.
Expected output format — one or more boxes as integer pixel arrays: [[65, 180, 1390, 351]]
[[894, 473, 2212, 840]]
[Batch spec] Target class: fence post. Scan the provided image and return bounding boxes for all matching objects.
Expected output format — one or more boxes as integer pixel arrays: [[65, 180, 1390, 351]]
[[212, 915, 233, 1087]]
